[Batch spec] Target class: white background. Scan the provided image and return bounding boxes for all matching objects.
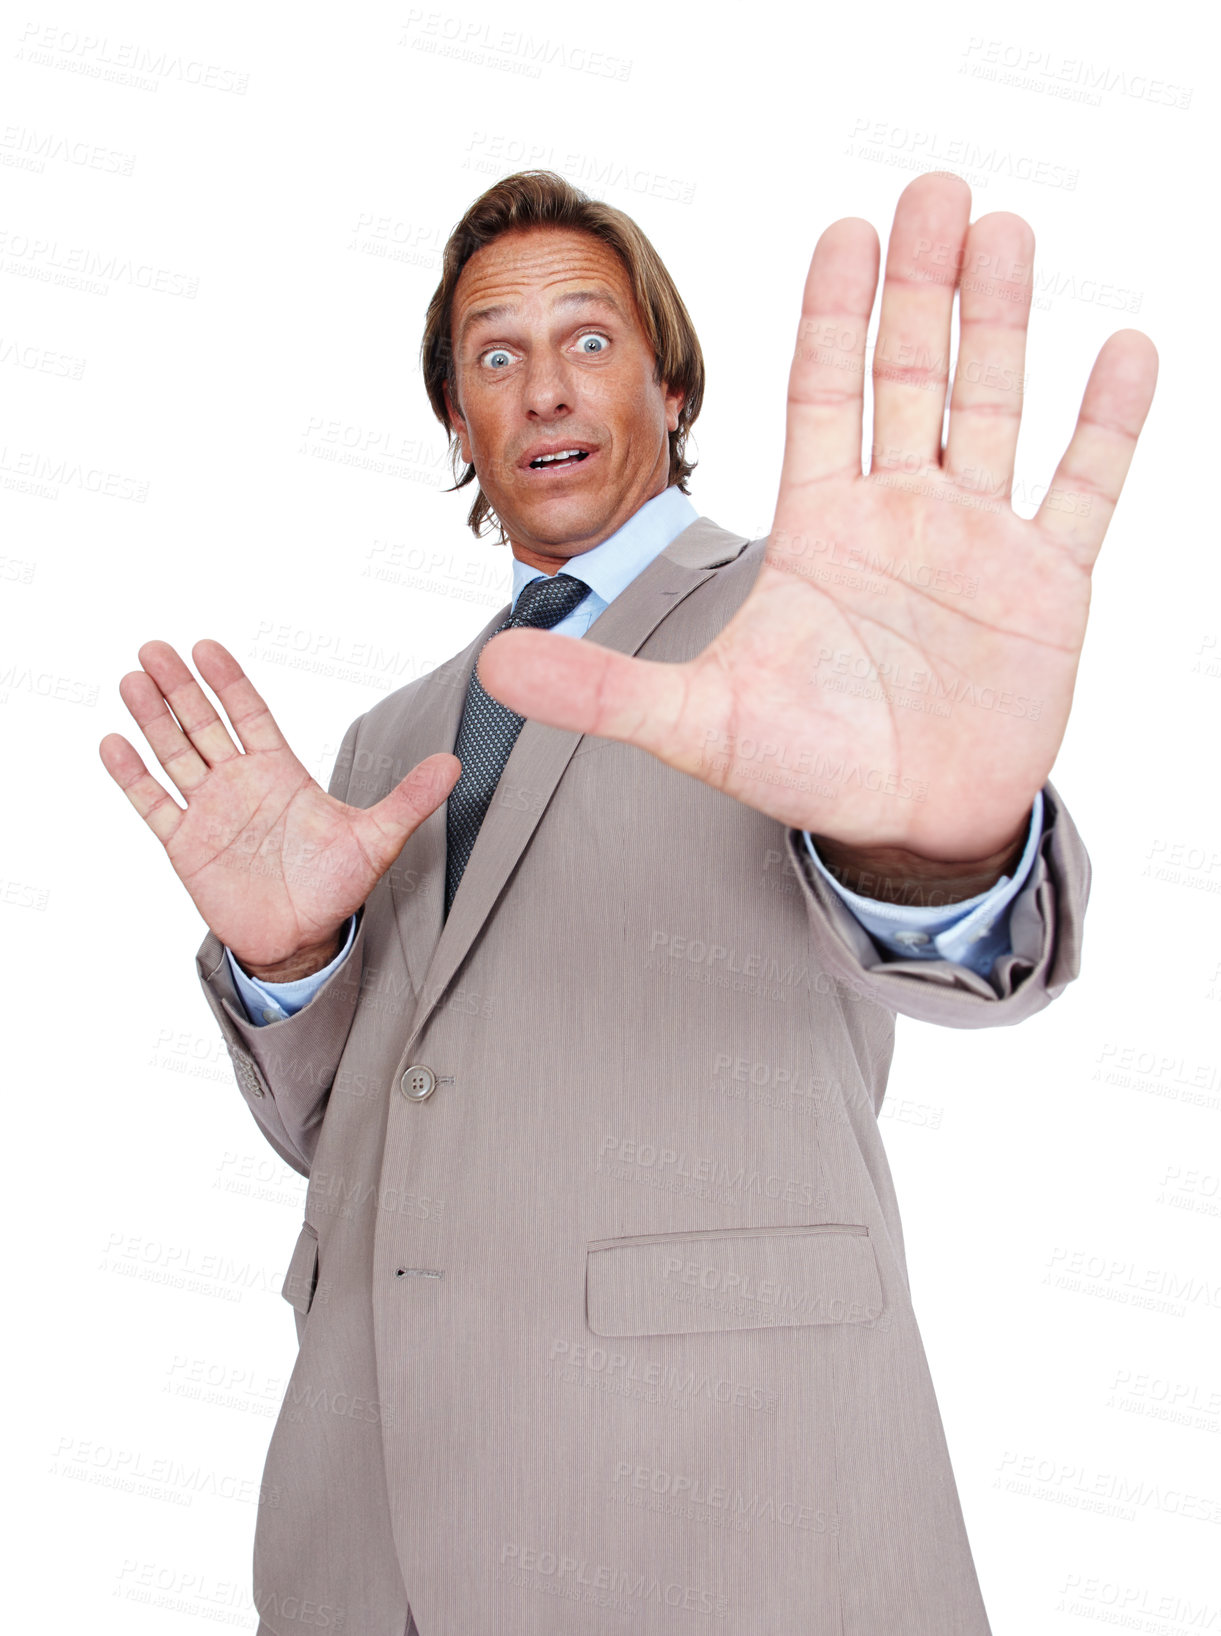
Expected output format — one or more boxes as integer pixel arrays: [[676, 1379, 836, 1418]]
[[2, 0, 1215, 1630]]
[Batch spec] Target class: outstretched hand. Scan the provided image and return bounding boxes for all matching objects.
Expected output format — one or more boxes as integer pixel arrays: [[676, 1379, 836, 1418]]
[[476, 173, 1157, 869], [100, 640, 459, 977]]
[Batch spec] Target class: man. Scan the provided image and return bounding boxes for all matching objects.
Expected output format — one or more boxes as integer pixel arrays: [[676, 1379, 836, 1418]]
[[100, 170, 1156, 1635]]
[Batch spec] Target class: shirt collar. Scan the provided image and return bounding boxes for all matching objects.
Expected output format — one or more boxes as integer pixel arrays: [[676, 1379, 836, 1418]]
[[509, 485, 700, 613]]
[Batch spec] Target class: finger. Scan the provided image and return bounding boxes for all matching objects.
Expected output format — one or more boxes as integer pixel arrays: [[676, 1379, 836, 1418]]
[[192, 639, 291, 756], [475, 629, 693, 764], [871, 172, 972, 471], [119, 667, 213, 794], [778, 218, 878, 490], [137, 640, 243, 767], [943, 211, 1034, 498], [99, 733, 186, 845], [1033, 330, 1158, 568], [359, 754, 463, 871]]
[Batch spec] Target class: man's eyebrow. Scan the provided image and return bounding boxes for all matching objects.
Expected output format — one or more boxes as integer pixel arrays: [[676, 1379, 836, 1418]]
[[458, 289, 625, 348]]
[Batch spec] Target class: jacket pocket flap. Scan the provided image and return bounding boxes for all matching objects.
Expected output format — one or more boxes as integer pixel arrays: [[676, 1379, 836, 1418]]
[[586, 1225, 883, 1337], [281, 1221, 319, 1314]]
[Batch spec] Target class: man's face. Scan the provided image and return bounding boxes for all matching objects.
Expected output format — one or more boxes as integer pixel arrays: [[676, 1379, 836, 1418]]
[[444, 227, 684, 569]]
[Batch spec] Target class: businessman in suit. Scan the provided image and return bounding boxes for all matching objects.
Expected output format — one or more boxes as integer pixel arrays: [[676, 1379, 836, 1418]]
[[101, 169, 1156, 1634]]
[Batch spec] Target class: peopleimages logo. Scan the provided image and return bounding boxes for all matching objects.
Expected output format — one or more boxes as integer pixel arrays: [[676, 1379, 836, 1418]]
[[548, 1337, 780, 1415], [960, 37, 1191, 109], [596, 1133, 821, 1208], [610, 1463, 841, 1534], [15, 23, 250, 92], [661, 1256, 883, 1326], [498, 1541, 729, 1619]]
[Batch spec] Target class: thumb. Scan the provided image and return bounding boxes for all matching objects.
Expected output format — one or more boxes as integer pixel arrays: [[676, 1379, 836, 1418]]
[[356, 752, 462, 871], [478, 627, 684, 752]]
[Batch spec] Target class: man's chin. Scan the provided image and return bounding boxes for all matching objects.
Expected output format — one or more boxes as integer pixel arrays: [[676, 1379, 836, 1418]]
[[500, 493, 617, 551]]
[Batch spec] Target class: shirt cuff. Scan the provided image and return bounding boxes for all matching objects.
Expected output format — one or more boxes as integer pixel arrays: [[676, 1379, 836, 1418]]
[[800, 789, 1044, 978], [224, 914, 359, 1026]]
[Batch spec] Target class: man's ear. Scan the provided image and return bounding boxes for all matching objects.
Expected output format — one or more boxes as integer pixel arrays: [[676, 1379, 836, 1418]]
[[663, 382, 685, 436], [443, 380, 472, 465]]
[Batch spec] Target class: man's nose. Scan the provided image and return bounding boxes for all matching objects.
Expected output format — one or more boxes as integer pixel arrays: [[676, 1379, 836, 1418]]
[[520, 350, 575, 417]]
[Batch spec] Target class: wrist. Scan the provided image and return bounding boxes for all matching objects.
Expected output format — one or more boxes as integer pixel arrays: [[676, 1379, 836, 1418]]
[[810, 820, 1030, 908], [233, 927, 347, 984]]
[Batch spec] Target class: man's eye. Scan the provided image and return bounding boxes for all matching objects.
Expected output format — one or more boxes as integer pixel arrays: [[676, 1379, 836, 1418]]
[[577, 333, 610, 354], [480, 348, 513, 369]]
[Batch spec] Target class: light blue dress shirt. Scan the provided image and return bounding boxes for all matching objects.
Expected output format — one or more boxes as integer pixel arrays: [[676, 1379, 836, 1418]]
[[227, 487, 1041, 1024]]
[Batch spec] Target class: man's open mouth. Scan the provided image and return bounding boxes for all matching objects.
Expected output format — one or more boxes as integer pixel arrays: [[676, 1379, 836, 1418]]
[[527, 449, 592, 470]]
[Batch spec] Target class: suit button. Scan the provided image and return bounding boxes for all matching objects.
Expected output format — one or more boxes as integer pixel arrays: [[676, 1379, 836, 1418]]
[[237, 1058, 265, 1097], [400, 1064, 437, 1101]]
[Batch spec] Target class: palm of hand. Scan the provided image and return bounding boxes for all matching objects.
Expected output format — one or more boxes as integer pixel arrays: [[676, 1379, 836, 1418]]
[[477, 174, 1156, 863], [686, 471, 1090, 858], [155, 744, 382, 967], [100, 639, 460, 969]]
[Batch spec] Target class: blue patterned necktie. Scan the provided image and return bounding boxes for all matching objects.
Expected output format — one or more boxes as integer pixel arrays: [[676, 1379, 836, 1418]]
[[445, 571, 592, 916]]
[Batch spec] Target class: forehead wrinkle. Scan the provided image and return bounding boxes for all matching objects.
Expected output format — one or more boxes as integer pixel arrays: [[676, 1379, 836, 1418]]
[[453, 236, 634, 349], [457, 289, 627, 351]]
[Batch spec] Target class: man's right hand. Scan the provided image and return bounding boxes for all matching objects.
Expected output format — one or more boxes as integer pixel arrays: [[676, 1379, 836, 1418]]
[[99, 639, 461, 981]]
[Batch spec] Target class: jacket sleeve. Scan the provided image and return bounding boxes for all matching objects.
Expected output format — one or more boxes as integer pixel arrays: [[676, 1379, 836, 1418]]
[[193, 714, 367, 1176], [782, 778, 1090, 1029]]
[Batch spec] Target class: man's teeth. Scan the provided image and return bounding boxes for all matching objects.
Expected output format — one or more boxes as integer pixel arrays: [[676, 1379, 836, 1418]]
[[531, 449, 586, 466]]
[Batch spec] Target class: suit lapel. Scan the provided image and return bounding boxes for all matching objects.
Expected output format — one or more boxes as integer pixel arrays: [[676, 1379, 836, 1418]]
[[389, 514, 752, 1058]]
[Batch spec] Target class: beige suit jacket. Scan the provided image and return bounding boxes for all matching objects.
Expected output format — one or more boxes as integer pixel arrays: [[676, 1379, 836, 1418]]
[[197, 516, 1090, 1636]]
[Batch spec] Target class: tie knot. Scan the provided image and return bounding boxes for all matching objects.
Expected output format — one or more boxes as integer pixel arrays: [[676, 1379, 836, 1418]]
[[508, 572, 591, 631]]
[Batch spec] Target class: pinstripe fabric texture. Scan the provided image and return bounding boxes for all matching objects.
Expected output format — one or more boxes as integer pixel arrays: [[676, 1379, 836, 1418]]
[[199, 517, 1091, 1635]]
